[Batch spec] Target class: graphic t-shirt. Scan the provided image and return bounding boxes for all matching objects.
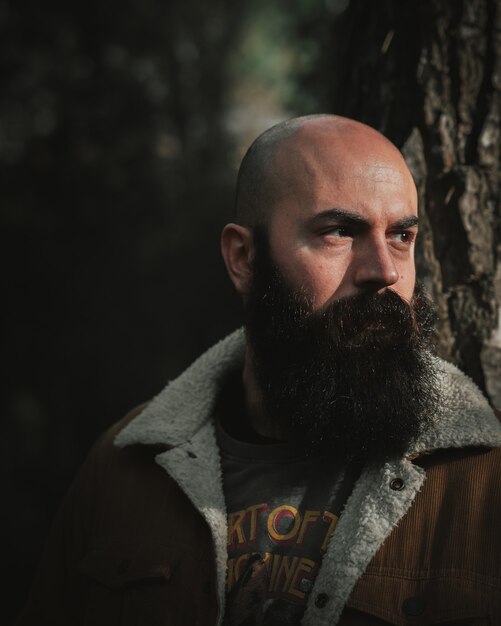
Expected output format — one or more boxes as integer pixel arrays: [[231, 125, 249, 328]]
[[216, 374, 360, 626]]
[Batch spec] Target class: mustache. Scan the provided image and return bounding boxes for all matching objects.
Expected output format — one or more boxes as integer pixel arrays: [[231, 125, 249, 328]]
[[316, 288, 435, 345], [269, 285, 437, 351]]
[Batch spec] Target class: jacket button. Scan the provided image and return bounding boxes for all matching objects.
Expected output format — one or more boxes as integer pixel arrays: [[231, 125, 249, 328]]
[[315, 593, 329, 608], [390, 477, 405, 491], [402, 596, 425, 617]]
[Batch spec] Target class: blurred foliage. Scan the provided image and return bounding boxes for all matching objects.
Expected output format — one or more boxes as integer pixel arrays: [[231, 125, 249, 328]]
[[2, 0, 244, 618], [2, 0, 350, 620], [2, 0, 243, 458], [225, 0, 347, 119]]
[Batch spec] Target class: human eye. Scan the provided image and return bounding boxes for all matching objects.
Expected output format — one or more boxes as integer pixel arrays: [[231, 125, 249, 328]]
[[322, 226, 351, 238], [389, 230, 416, 246]]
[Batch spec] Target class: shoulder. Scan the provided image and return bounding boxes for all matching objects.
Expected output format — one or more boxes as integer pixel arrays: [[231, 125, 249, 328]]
[[72, 403, 201, 539], [67, 401, 174, 516], [83, 402, 171, 482], [87, 402, 162, 466], [95, 402, 150, 451]]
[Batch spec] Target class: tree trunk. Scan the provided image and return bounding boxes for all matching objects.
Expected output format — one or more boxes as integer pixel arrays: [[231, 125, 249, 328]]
[[330, 0, 501, 408]]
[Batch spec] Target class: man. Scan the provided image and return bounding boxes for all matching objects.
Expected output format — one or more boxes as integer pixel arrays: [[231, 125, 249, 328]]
[[17, 115, 501, 625]]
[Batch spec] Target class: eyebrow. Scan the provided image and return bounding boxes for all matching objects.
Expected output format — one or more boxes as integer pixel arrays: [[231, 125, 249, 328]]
[[307, 208, 419, 230]]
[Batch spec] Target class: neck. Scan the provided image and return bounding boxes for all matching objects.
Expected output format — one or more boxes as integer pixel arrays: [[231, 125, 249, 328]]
[[242, 347, 288, 441]]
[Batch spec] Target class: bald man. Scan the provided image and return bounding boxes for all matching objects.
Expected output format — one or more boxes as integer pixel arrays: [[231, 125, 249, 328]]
[[17, 115, 501, 626]]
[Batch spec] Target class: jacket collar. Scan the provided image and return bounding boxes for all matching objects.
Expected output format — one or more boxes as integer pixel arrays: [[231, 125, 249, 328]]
[[114, 327, 501, 455], [114, 329, 246, 626], [115, 329, 246, 449]]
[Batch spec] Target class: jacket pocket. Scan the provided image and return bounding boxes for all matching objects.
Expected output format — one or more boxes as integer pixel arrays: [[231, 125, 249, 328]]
[[341, 570, 495, 626], [79, 542, 218, 626]]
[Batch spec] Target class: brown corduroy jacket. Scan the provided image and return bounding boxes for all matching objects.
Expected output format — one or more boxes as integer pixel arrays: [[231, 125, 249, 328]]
[[16, 330, 501, 626]]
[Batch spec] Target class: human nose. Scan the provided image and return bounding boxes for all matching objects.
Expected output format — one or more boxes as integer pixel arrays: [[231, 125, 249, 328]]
[[353, 237, 399, 291]]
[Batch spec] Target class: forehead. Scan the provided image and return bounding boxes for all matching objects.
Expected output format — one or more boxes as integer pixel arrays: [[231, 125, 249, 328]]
[[268, 126, 417, 225]]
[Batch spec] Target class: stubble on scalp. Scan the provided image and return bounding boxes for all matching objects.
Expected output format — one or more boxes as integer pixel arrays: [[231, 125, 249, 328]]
[[234, 114, 411, 229]]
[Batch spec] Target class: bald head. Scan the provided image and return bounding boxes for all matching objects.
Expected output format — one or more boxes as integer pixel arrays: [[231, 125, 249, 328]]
[[223, 113, 419, 304], [235, 114, 415, 227]]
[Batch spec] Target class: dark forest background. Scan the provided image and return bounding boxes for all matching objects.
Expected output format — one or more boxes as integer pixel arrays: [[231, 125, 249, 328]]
[[4, 0, 500, 621]]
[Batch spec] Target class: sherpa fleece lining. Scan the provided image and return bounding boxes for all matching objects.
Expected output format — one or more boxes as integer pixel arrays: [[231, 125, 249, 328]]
[[115, 328, 501, 626]]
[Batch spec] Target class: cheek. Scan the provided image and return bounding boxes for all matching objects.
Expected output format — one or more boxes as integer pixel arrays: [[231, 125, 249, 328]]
[[395, 265, 416, 301], [267, 226, 349, 306], [284, 258, 347, 308]]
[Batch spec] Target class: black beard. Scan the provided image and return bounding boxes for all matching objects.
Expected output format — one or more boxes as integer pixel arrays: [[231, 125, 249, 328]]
[[244, 228, 440, 461]]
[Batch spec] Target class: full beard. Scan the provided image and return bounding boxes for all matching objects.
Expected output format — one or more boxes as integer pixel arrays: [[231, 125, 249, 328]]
[[244, 229, 441, 461]]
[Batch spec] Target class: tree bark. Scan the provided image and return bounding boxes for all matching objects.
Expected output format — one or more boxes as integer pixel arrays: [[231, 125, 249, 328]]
[[330, 0, 501, 407]]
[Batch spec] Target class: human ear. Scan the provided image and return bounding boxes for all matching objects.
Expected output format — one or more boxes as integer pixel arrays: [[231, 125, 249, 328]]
[[220, 223, 254, 295]]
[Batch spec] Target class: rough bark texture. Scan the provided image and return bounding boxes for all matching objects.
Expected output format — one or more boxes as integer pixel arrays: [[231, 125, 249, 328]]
[[330, 0, 501, 407]]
